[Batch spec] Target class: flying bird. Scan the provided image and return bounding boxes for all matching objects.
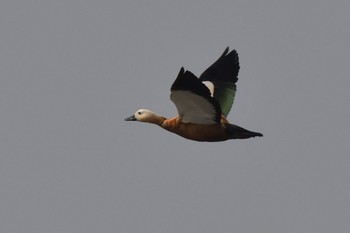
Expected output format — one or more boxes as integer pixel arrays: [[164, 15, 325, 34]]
[[125, 47, 263, 142]]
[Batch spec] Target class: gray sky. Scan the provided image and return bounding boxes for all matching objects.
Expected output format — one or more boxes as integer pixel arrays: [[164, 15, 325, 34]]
[[1, 0, 350, 232]]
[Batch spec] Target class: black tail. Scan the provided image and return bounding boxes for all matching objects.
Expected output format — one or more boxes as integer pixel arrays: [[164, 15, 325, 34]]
[[226, 124, 263, 139]]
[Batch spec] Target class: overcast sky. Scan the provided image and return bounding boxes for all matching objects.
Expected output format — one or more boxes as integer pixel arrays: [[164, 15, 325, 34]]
[[1, 0, 350, 232]]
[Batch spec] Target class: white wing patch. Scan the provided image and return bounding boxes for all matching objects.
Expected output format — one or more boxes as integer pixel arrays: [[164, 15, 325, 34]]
[[170, 90, 218, 124], [202, 81, 214, 97]]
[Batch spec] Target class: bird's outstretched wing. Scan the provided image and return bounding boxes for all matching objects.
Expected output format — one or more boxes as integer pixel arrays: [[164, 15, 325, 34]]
[[199, 47, 240, 117], [170, 68, 221, 124]]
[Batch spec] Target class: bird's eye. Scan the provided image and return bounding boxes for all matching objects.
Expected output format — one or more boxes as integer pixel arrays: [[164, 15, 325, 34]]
[[137, 111, 142, 115]]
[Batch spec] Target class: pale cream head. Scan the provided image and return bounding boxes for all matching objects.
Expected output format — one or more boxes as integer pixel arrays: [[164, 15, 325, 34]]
[[133, 109, 157, 122], [125, 109, 164, 125]]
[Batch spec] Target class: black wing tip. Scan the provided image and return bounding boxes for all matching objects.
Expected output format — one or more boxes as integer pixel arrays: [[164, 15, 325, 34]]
[[171, 68, 207, 94], [176, 67, 185, 78], [177, 67, 196, 78], [222, 47, 230, 57], [222, 46, 238, 56], [198, 47, 240, 84], [224, 47, 239, 62], [221, 47, 239, 68]]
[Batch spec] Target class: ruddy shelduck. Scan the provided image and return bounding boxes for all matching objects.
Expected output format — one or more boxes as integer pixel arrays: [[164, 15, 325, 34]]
[[125, 47, 263, 142]]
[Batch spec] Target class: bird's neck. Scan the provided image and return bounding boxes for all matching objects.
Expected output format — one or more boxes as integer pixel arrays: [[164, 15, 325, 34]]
[[147, 114, 167, 126]]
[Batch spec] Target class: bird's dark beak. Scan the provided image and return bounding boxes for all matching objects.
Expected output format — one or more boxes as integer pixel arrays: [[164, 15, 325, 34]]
[[124, 115, 137, 121]]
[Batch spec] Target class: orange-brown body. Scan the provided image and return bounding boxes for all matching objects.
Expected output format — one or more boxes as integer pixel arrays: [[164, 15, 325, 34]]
[[160, 116, 230, 142]]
